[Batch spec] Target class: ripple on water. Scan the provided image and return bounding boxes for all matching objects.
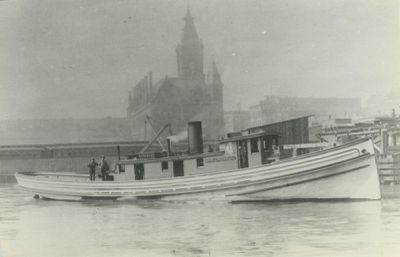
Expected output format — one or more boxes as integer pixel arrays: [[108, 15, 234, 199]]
[[0, 183, 399, 257]]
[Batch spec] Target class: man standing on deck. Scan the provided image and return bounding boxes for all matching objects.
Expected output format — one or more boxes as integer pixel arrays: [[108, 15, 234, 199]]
[[88, 158, 98, 181], [100, 155, 110, 181]]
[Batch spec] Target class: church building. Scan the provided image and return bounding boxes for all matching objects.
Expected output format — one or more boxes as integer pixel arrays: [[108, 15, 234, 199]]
[[127, 8, 225, 140]]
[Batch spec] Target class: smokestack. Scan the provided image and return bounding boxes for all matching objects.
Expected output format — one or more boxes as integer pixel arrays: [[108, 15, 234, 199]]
[[144, 75, 149, 103], [128, 92, 132, 109], [133, 86, 138, 109], [140, 80, 145, 106], [148, 72, 153, 98], [166, 138, 172, 156], [136, 84, 140, 107], [136, 83, 140, 106], [188, 121, 203, 154]]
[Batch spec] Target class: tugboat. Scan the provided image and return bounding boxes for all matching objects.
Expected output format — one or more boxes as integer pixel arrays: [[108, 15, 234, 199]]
[[15, 121, 381, 201]]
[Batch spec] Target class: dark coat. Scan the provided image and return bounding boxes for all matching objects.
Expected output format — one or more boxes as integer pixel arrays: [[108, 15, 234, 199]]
[[88, 162, 98, 173], [100, 160, 109, 173]]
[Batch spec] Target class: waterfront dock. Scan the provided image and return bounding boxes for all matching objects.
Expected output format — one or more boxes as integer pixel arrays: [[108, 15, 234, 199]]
[[377, 155, 400, 185]]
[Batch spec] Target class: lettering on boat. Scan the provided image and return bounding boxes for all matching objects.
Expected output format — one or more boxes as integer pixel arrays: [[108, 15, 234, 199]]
[[205, 155, 237, 163]]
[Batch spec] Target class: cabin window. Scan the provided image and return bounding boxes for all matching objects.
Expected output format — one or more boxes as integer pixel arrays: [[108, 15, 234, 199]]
[[250, 138, 259, 153], [161, 161, 169, 171], [196, 158, 204, 168]]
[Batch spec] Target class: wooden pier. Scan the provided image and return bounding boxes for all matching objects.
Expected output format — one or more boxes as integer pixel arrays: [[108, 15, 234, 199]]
[[377, 154, 400, 185]]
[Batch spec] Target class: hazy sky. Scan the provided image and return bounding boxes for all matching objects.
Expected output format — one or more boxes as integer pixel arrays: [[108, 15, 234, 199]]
[[0, 0, 399, 120]]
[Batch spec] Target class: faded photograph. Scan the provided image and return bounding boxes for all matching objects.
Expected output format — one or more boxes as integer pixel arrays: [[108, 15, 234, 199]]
[[0, 0, 399, 256]]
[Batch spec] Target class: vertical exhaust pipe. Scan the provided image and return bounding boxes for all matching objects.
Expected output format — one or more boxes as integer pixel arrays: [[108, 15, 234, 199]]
[[148, 71, 153, 99], [166, 138, 172, 156], [117, 145, 121, 160]]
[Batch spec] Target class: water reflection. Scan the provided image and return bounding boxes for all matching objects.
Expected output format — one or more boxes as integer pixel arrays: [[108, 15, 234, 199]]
[[0, 183, 399, 257]]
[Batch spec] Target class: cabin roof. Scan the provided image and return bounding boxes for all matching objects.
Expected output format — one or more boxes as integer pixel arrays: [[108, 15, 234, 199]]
[[119, 151, 225, 164], [219, 132, 280, 143]]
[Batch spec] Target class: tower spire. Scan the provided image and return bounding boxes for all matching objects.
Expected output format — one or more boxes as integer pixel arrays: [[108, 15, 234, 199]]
[[186, 1, 191, 18], [181, 4, 198, 41], [176, 6, 204, 79]]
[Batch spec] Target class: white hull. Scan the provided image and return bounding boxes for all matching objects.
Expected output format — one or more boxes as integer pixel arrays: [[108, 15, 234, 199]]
[[15, 139, 381, 201]]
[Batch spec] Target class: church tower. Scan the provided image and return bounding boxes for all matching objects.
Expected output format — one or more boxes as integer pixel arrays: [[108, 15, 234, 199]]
[[176, 7, 204, 80]]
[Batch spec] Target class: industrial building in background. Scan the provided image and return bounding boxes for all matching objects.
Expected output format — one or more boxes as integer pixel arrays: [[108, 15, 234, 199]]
[[249, 95, 362, 127], [126, 8, 224, 140]]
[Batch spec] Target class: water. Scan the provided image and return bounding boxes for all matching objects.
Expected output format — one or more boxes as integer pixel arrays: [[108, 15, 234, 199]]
[[1, 183, 400, 257]]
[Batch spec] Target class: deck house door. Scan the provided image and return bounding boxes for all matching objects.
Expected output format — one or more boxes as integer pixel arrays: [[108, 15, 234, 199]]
[[237, 140, 249, 168], [134, 163, 144, 180], [173, 160, 184, 177]]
